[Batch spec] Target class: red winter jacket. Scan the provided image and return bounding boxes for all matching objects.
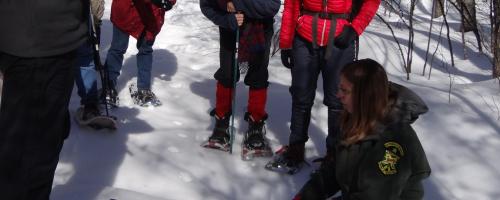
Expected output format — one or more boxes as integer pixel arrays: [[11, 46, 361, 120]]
[[111, 0, 169, 42], [279, 0, 380, 49]]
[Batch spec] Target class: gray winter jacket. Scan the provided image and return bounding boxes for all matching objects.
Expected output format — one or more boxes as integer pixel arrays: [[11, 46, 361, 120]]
[[0, 0, 88, 57]]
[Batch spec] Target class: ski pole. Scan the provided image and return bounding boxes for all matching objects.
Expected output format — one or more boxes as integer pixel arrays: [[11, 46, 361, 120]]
[[88, 4, 111, 117], [229, 23, 240, 154]]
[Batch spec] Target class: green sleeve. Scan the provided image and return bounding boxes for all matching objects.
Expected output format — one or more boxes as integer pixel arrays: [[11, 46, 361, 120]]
[[294, 165, 340, 199]]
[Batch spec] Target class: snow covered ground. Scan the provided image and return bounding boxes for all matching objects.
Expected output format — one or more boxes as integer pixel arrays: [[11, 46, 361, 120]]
[[21, 0, 499, 199]]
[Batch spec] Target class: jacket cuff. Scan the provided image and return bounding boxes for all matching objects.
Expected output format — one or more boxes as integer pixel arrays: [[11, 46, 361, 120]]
[[227, 13, 238, 30], [351, 24, 363, 36]]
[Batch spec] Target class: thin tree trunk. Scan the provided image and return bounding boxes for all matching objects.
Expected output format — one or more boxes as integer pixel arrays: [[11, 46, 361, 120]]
[[461, 0, 476, 32], [423, 0, 437, 76], [377, 14, 408, 77], [461, 7, 467, 59], [493, 0, 500, 77], [433, 0, 444, 18], [437, 0, 455, 67], [407, 0, 416, 74], [429, 20, 446, 80], [452, 0, 482, 52]]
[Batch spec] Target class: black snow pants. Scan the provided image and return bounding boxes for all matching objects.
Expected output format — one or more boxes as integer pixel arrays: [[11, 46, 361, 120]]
[[0, 51, 76, 200]]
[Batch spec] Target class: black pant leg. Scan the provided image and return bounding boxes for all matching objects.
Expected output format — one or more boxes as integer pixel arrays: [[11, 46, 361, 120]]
[[243, 21, 273, 89], [0, 51, 76, 200], [323, 44, 355, 150], [288, 36, 321, 145], [214, 27, 239, 88]]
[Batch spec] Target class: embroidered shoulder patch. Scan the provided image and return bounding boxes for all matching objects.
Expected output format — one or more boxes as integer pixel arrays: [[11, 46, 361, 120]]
[[378, 142, 404, 175]]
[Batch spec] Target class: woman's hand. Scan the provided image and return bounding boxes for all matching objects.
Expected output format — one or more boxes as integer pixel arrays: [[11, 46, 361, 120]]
[[227, 1, 235, 12]]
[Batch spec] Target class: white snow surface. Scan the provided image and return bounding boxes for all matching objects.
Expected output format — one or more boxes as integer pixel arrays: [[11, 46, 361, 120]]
[[39, 0, 500, 200]]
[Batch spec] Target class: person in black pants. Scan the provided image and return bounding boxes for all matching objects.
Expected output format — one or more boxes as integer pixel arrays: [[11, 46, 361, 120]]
[[199, 0, 279, 152], [0, 1, 88, 199]]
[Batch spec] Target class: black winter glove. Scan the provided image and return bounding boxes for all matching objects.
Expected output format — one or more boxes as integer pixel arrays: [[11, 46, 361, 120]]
[[334, 26, 357, 49], [151, 0, 176, 11], [280, 49, 294, 69]]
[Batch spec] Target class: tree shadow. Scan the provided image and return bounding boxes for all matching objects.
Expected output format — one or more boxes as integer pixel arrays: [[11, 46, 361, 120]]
[[52, 106, 154, 200], [53, 18, 178, 199], [363, 23, 491, 82]]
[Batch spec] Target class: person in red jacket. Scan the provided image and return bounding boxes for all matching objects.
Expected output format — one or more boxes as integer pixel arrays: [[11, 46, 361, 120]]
[[102, 0, 175, 107], [266, 0, 381, 173]]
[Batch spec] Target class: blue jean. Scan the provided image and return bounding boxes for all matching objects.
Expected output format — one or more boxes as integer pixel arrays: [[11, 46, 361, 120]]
[[288, 35, 354, 150], [75, 41, 98, 105], [105, 25, 154, 90]]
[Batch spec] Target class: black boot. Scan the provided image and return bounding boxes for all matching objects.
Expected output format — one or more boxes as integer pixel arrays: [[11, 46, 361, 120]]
[[81, 103, 101, 121], [241, 113, 273, 160], [202, 111, 231, 151], [208, 114, 230, 145], [265, 142, 305, 174], [133, 88, 162, 107], [243, 113, 267, 149], [99, 87, 119, 107], [283, 142, 305, 166]]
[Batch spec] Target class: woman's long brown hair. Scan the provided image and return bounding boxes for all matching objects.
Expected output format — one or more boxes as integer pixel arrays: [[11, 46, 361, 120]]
[[340, 59, 389, 145]]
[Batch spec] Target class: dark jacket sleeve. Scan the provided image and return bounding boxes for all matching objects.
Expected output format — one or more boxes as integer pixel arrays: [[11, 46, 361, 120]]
[[294, 164, 340, 200], [231, 0, 280, 19], [400, 178, 425, 200], [396, 123, 431, 200], [199, 0, 238, 30]]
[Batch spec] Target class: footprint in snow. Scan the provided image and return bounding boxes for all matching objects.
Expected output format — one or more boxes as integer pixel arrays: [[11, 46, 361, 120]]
[[178, 172, 193, 182], [168, 146, 180, 153]]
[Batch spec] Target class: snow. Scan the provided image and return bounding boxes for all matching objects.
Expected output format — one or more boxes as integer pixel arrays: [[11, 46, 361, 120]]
[[0, 0, 497, 199]]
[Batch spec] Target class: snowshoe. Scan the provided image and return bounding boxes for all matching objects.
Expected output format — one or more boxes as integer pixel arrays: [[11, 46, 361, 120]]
[[75, 105, 117, 130], [129, 83, 162, 107], [202, 132, 231, 152], [201, 114, 231, 152], [241, 116, 272, 161], [265, 144, 306, 175], [99, 87, 119, 109]]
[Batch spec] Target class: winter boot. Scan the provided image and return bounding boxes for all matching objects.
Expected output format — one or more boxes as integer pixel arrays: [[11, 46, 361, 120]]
[[99, 86, 119, 108], [129, 83, 162, 107], [81, 103, 101, 121], [202, 111, 231, 152], [241, 112, 272, 160], [265, 142, 306, 174], [75, 103, 118, 130]]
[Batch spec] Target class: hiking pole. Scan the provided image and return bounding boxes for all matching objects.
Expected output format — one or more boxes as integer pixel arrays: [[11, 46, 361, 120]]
[[88, 4, 111, 117], [229, 23, 241, 154]]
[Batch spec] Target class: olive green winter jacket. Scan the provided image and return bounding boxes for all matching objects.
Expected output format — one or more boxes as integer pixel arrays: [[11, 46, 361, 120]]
[[295, 82, 431, 200]]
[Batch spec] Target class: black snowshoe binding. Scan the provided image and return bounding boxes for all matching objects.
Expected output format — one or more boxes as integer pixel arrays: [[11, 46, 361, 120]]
[[99, 87, 119, 109], [241, 113, 273, 160], [129, 83, 162, 107], [75, 104, 117, 130], [202, 111, 231, 152], [265, 143, 306, 175]]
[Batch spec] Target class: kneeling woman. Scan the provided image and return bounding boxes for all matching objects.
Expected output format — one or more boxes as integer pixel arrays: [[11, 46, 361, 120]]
[[294, 59, 431, 200]]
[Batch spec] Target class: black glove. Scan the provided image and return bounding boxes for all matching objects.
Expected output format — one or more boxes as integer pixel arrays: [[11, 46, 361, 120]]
[[280, 49, 294, 69], [151, 0, 176, 11], [334, 26, 357, 49]]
